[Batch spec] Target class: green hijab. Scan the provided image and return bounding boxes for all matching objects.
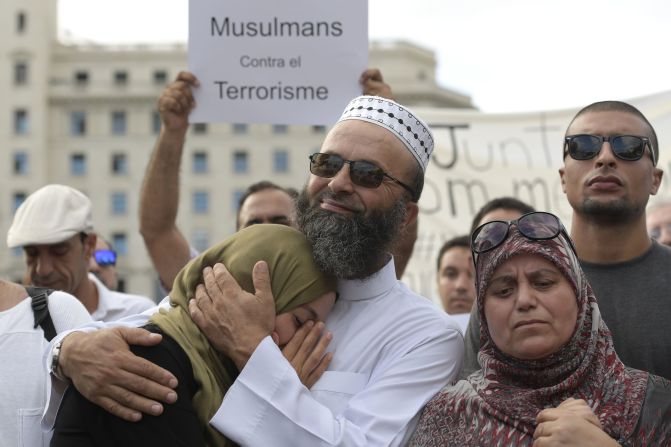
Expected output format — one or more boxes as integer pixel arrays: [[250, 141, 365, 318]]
[[149, 224, 335, 446]]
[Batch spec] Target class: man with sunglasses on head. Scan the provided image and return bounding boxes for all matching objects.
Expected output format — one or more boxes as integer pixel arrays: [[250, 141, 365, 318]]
[[8, 184, 155, 322], [46, 97, 463, 446], [460, 100, 671, 381]]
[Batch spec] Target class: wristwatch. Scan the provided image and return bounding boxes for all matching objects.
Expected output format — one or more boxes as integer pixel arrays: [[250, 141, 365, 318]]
[[49, 339, 68, 382]]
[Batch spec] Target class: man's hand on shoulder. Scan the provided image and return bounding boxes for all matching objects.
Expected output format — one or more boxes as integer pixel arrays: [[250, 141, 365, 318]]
[[59, 327, 178, 422]]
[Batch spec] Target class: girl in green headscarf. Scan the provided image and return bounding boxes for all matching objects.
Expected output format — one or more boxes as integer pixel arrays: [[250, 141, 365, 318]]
[[51, 224, 336, 447]]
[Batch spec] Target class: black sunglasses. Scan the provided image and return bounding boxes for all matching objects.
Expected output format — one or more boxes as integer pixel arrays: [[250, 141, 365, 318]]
[[94, 249, 117, 266], [309, 153, 417, 201], [564, 134, 655, 165], [471, 211, 576, 267]]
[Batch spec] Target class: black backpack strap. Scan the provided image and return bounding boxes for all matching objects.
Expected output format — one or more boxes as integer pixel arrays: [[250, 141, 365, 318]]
[[27, 286, 57, 341]]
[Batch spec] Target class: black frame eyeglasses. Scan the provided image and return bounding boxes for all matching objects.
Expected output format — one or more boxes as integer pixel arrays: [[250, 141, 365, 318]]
[[309, 153, 418, 201], [470, 211, 576, 267], [94, 249, 117, 266], [564, 134, 656, 165]]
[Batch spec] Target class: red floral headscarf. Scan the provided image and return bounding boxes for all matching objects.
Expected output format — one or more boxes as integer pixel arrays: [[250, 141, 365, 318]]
[[410, 225, 650, 446]]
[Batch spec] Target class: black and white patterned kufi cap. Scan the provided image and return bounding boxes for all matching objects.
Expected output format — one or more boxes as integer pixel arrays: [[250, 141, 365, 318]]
[[337, 95, 434, 171]]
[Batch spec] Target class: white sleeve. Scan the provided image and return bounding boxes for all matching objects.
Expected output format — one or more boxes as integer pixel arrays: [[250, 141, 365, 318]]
[[41, 295, 171, 429], [48, 291, 93, 333], [211, 329, 464, 446]]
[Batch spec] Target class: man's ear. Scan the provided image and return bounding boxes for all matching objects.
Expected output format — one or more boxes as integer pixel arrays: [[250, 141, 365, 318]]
[[83, 233, 97, 260], [403, 201, 419, 231], [558, 167, 567, 193], [650, 167, 664, 195]]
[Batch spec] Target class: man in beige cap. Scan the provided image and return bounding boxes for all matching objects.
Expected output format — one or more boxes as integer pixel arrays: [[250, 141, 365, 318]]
[[7, 184, 154, 321]]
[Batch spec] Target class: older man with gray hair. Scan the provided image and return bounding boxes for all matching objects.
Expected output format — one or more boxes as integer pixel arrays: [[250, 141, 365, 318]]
[[8, 184, 154, 321]]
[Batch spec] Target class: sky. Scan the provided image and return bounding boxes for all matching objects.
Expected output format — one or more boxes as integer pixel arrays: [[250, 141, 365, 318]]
[[58, 0, 671, 113]]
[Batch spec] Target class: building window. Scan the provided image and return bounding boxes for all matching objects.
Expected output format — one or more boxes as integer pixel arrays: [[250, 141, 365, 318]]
[[70, 111, 87, 136], [151, 111, 161, 134], [70, 153, 87, 176], [153, 70, 168, 84], [16, 12, 27, 33], [191, 229, 210, 253], [272, 124, 288, 134], [74, 70, 89, 86], [192, 123, 208, 134], [113, 70, 128, 85], [232, 123, 248, 134], [12, 192, 27, 213], [192, 191, 209, 214], [112, 233, 128, 256], [13, 152, 29, 175], [14, 62, 28, 85], [111, 153, 128, 175], [232, 189, 244, 212], [233, 151, 248, 173], [111, 192, 128, 215], [312, 125, 326, 133], [111, 111, 127, 135], [273, 149, 289, 173], [14, 109, 28, 135], [193, 151, 208, 174]]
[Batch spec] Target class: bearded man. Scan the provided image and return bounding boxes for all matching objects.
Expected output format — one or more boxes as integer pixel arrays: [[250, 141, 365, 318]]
[[45, 96, 463, 446]]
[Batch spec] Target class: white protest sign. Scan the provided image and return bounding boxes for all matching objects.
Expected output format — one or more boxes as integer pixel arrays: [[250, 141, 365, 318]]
[[189, 0, 368, 125]]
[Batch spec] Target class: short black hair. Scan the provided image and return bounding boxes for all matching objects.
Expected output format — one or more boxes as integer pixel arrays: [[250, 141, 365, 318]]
[[566, 100, 658, 165], [436, 234, 470, 272], [236, 181, 295, 230], [470, 197, 535, 232]]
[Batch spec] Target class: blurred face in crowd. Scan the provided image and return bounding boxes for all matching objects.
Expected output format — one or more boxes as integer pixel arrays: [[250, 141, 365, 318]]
[[436, 246, 476, 314], [647, 203, 671, 246], [560, 110, 662, 223], [24, 233, 95, 296], [88, 237, 118, 291], [237, 189, 295, 230], [484, 254, 578, 360]]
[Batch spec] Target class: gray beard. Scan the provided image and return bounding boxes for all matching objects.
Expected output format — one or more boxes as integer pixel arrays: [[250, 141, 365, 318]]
[[295, 188, 407, 280], [578, 197, 642, 226]]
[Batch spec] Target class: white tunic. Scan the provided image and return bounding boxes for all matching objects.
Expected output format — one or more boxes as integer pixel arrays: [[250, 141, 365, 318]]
[[0, 291, 91, 447], [211, 259, 464, 446]]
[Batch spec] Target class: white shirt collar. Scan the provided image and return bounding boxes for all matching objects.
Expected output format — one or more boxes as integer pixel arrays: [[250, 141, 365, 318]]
[[336, 257, 397, 302]]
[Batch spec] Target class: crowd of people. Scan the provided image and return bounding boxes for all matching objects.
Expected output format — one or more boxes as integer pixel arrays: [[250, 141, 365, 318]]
[[2, 67, 671, 447]]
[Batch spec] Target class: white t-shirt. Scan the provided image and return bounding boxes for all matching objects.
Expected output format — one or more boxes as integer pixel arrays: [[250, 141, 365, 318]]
[[0, 291, 91, 447]]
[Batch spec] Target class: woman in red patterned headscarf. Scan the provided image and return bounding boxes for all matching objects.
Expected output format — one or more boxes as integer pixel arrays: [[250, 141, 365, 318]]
[[410, 212, 671, 446]]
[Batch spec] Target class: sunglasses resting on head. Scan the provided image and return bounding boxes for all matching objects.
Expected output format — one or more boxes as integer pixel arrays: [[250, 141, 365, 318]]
[[470, 211, 576, 269], [309, 152, 418, 201]]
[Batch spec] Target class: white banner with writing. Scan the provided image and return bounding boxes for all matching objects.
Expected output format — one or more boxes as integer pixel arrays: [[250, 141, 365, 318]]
[[405, 91, 671, 303], [188, 0, 368, 125]]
